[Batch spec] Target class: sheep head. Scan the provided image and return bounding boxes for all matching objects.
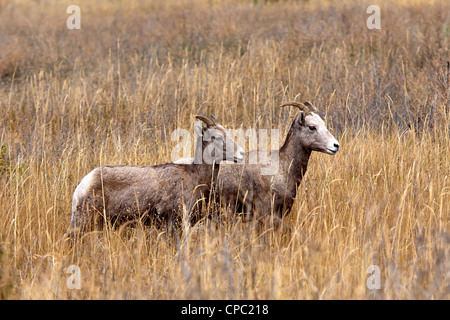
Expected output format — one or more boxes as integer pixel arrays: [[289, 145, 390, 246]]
[[281, 101, 340, 155], [194, 115, 245, 164]]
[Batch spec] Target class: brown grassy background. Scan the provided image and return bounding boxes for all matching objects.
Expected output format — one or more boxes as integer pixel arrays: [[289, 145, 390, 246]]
[[0, 0, 448, 299]]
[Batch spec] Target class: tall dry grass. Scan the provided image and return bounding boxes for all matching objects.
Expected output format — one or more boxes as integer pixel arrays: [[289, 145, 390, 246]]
[[0, 0, 448, 299]]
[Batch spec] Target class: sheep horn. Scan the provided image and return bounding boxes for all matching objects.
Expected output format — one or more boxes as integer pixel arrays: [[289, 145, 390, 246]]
[[195, 115, 215, 127], [280, 101, 311, 114], [303, 101, 318, 113]]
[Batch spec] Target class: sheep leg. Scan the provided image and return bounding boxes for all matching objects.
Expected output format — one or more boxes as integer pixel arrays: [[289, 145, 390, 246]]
[[240, 189, 254, 221], [68, 208, 92, 241], [68, 195, 103, 240]]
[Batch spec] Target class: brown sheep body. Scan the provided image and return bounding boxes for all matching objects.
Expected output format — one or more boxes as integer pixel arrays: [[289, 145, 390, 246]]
[[69, 115, 245, 237]]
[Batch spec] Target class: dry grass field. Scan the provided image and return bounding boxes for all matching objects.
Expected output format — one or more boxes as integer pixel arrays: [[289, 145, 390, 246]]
[[0, 0, 448, 299]]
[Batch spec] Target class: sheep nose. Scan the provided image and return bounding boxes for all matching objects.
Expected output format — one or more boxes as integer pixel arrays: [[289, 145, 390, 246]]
[[334, 143, 340, 150]]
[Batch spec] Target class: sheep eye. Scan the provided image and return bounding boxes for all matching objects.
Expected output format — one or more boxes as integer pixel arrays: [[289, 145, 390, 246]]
[[308, 126, 317, 131]]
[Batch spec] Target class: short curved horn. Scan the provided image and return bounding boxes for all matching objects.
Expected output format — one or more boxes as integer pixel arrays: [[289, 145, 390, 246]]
[[303, 101, 317, 113], [280, 101, 311, 114], [195, 115, 215, 127]]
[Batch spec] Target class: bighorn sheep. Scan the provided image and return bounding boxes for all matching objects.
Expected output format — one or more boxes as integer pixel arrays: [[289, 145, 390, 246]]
[[217, 101, 339, 220], [69, 115, 245, 238]]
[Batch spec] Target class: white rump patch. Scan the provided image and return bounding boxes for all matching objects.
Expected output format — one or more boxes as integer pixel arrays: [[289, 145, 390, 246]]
[[71, 168, 97, 215], [173, 157, 194, 164]]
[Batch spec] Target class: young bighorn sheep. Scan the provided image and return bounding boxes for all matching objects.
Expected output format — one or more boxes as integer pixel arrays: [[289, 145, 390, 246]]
[[217, 101, 339, 220], [69, 115, 245, 238]]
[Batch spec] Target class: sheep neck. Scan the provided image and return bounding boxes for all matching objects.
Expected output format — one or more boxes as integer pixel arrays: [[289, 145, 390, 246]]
[[192, 135, 221, 183], [193, 135, 203, 164], [279, 123, 311, 184]]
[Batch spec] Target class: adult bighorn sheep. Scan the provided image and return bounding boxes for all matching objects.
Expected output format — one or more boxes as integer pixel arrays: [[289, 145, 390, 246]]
[[217, 101, 339, 221], [68, 115, 245, 238]]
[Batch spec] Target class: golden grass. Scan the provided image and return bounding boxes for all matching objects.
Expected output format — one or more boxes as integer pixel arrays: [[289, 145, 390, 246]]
[[0, 0, 448, 299]]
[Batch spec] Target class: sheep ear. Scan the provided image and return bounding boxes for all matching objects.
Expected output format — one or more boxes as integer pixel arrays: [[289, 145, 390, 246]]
[[297, 111, 306, 125], [210, 114, 217, 124], [194, 123, 203, 136]]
